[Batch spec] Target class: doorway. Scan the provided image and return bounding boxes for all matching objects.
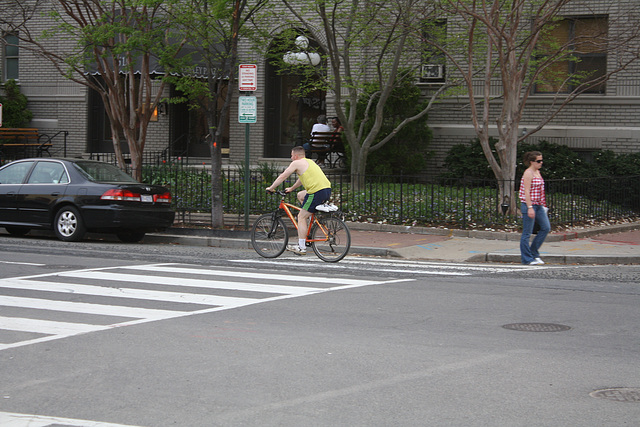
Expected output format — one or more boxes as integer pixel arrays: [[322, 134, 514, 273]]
[[264, 34, 325, 158], [169, 86, 229, 158]]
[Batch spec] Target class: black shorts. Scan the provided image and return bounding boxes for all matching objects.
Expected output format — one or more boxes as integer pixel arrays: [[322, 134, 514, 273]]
[[301, 188, 331, 213]]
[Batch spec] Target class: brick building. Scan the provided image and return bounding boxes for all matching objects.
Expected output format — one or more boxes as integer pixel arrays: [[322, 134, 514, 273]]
[[2, 1, 639, 174]]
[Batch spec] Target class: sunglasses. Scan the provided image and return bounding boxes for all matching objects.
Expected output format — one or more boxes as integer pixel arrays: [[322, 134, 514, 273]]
[[535, 160, 544, 163]]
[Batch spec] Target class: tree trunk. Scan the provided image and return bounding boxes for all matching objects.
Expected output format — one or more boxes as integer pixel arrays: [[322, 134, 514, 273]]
[[209, 131, 224, 229], [495, 131, 519, 215], [350, 147, 368, 190]]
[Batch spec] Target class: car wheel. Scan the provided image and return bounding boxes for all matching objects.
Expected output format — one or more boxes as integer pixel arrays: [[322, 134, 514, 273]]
[[5, 226, 31, 236], [117, 230, 145, 243], [54, 206, 86, 242]]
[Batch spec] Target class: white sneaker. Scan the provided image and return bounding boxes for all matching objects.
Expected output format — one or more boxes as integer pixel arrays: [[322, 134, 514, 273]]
[[316, 203, 338, 212], [534, 257, 545, 265], [286, 244, 306, 255], [529, 259, 544, 265]]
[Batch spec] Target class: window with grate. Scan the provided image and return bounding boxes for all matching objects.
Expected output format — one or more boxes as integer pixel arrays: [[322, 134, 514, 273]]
[[535, 17, 608, 94], [420, 20, 447, 83]]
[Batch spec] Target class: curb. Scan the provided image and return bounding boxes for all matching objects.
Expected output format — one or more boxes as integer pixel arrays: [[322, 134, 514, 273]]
[[148, 220, 640, 265], [345, 220, 640, 242], [467, 252, 640, 265], [146, 233, 640, 265], [144, 233, 397, 258]]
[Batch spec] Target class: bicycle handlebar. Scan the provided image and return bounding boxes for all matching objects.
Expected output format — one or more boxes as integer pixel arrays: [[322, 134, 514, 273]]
[[267, 189, 289, 196]]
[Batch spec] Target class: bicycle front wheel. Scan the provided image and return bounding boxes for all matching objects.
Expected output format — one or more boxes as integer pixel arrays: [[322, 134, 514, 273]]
[[310, 216, 351, 262], [251, 214, 288, 258]]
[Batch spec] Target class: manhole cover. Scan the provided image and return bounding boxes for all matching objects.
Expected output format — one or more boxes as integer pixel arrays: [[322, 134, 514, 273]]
[[590, 388, 640, 402], [502, 323, 571, 332]]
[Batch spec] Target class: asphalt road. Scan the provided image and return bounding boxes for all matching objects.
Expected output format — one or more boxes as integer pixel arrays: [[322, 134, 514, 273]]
[[1, 236, 639, 426]]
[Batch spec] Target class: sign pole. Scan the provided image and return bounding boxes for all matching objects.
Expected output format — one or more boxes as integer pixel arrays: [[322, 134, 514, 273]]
[[244, 122, 250, 230], [238, 64, 257, 230]]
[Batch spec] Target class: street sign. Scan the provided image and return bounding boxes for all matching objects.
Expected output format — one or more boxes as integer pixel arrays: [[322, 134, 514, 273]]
[[239, 96, 257, 124], [238, 64, 257, 91]]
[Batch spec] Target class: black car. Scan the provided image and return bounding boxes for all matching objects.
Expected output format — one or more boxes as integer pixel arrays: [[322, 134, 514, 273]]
[[0, 158, 175, 242]]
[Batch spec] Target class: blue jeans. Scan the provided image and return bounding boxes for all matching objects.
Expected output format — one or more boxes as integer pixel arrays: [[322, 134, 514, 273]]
[[520, 203, 550, 264]]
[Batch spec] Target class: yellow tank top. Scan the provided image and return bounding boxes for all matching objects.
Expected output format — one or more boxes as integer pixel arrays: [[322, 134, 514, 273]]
[[300, 159, 331, 193]]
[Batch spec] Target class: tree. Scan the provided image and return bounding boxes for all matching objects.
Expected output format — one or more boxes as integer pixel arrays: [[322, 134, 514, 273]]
[[357, 75, 433, 175], [277, 0, 454, 189], [0, 79, 33, 127], [166, 0, 269, 228], [426, 0, 640, 213], [2, 0, 188, 180]]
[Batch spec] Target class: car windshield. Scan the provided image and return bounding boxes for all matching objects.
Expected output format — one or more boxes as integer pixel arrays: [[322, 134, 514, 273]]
[[73, 161, 138, 183]]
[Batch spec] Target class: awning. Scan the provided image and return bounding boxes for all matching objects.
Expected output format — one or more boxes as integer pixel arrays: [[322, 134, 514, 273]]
[[86, 45, 229, 79]]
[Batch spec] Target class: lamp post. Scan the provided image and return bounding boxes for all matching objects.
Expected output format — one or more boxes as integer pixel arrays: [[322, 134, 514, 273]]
[[283, 36, 320, 147]]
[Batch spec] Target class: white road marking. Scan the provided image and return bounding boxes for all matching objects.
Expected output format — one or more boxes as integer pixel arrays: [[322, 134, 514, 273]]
[[0, 295, 180, 319], [1, 278, 257, 307], [229, 258, 543, 275], [117, 263, 379, 286], [60, 270, 326, 295], [0, 315, 107, 335], [0, 411, 143, 427], [0, 260, 45, 266], [0, 263, 403, 351]]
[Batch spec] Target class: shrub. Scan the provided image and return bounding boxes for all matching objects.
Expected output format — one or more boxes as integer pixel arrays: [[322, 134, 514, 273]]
[[442, 138, 497, 180], [352, 71, 433, 175], [521, 140, 590, 180], [256, 162, 280, 183], [0, 79, 33, 127], [442, 138, 626, 180], [591, 150, 640, 177]]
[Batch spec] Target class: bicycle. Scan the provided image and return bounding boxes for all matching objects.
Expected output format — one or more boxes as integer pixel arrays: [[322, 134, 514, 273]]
[[251, 190, 351, 262]]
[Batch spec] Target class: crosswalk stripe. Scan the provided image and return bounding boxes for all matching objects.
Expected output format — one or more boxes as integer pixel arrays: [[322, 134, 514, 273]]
[[229, 259, 470, 275], [0, 295, 181, 319], [119, 263, 378, 286], [0, 315, 107, 335], [0, 411, 142, 426], [0, 263, 407, 351], [59, 270, 325, 295], [230, 258, 543, 274], [1, 278, 257, 307]]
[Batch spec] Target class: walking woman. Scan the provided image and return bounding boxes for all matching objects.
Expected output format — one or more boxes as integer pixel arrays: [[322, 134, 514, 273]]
[[519, 151, 550, 265]]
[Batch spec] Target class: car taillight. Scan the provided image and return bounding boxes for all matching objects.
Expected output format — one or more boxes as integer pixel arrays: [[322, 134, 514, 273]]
[[154, 192, 172, 203], [101, 189, 141, 201]]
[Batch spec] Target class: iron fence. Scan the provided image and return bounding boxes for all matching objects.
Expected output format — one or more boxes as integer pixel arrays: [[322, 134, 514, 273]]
[[7, 151, 637, 229], [141, 163, 640, 229], [87, 150, 174, 166]]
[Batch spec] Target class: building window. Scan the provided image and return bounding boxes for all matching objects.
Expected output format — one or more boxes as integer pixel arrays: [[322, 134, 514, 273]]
[[3, 33, 19, 81], [535, 17, 607, 94], [420, 20, 447, 83]]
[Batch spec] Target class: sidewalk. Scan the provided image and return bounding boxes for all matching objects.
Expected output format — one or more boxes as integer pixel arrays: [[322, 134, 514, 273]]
[[149, 220, 640, 265]]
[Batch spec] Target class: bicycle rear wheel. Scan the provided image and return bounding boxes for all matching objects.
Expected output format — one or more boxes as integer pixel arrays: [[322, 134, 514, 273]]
[[251, 214, 288, 258], [310, 216, 351, 262]]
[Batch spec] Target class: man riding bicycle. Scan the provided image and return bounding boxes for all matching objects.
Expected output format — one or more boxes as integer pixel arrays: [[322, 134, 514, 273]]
[[266, 146, 331, 255]]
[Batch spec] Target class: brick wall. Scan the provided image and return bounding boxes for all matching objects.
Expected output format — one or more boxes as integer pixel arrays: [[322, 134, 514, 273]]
[[4, 0, 638, 177]]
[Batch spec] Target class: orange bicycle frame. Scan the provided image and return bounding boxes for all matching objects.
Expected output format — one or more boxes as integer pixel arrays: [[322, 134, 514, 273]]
[[276, 196, 330, 243]]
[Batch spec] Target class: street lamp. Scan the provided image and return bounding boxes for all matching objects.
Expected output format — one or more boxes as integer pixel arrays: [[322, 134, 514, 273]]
[[283, 36, 321, 66], [283, 35, 320, 146]]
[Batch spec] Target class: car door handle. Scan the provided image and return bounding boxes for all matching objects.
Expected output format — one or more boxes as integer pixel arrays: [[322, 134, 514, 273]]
[[50, 192, 60, 196]]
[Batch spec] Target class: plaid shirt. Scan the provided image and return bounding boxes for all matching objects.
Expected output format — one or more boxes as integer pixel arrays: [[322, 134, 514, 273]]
[[519, 176, 546, 207]]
